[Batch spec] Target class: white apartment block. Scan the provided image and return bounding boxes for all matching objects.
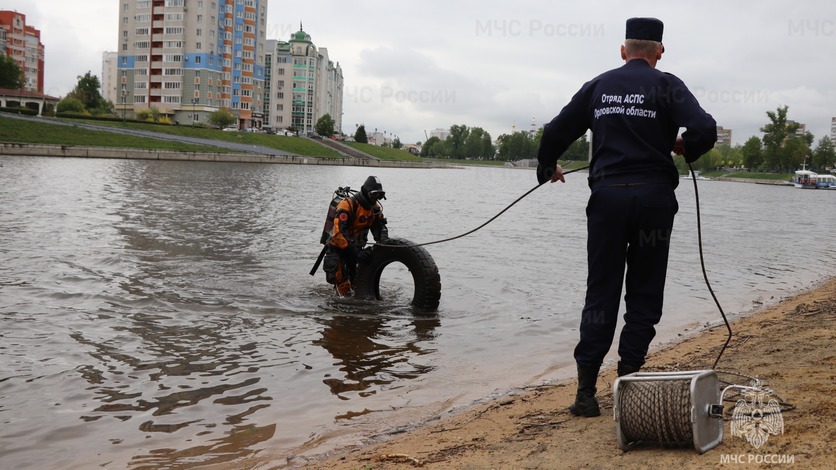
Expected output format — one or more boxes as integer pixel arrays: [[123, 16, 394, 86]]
[[264, 27, 343, 134], [101, 52, 119, 106], [116, 0, 267, 128]]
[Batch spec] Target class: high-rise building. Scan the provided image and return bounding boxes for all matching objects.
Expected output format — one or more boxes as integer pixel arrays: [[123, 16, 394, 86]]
[[101, 51, 119, 106], [117, 0, 267, 128], [830, 117, 835, 146], [716, 126, 732, 146], [0, 10, 45, 93], [264, 26, 343, 134]]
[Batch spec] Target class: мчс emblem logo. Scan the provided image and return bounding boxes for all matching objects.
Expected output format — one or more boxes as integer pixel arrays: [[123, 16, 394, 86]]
[[730, 389, 784, 449]]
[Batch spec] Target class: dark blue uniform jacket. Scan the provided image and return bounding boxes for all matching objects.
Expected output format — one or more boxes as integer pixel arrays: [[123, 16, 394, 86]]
[[538, 59, 717, 189]]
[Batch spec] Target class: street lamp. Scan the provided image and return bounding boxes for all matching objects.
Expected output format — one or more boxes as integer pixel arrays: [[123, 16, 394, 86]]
[[191, 97, 199, 127], [121, 89, 128, 121]]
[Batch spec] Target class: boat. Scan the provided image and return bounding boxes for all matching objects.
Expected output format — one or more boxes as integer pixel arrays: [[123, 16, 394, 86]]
[[815, 173, 836, 189], [792, 163, 836, 189], [681, 170, 711, 180], [793, 162, 818, 189]]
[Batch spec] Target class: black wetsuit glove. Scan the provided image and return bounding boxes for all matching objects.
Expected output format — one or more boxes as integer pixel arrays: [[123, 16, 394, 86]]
[[356, 247, 373, 264], [536, 163, 554, 185]]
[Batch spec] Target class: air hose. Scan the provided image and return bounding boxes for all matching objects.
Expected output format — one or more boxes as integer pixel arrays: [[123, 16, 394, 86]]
[[374, 165, 590, 248], [686, 162, 732, 369]]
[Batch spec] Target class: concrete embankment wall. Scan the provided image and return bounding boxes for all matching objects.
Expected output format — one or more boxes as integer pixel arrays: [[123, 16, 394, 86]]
[[714, 176, 790, 186], [0, 143, 446, 169]]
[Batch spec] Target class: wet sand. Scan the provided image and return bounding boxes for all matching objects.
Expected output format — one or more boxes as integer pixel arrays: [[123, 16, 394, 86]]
[[285, 277, 836, 469]]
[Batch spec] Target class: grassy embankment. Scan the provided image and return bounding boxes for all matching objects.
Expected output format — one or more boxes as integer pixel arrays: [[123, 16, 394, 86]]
[[0, 114, 234, 153], [0, 115, 347, 158]]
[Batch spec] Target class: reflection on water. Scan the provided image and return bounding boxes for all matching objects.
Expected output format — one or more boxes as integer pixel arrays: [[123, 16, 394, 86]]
[[0, 156, 834, 469], [314, 313, 439, 403]]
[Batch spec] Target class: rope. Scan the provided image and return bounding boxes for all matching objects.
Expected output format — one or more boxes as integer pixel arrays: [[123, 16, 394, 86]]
[[374, 165, 590, 248], [618, 379, 694, 447], [686, 162, 733, 369]]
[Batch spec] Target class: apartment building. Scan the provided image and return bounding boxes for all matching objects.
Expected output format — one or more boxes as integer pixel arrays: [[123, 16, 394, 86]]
[[0, 10, 45, 93], [101, 51, 119, 105], [716, 126, 732, 147], [117, 0, 267, 128], [264, 27, 343, 134]]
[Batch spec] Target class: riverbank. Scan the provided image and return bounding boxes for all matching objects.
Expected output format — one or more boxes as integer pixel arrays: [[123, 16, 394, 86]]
[[0, 143, 449, 168], [274, 278, 836, 469]]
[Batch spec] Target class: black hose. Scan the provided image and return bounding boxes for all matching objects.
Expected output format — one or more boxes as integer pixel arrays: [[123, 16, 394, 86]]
[[686, 162, 733, 369], [375, 165, 590, 248]]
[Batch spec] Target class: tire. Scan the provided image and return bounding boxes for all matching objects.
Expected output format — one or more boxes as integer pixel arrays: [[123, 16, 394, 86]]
[[353, 237, 441, 312]]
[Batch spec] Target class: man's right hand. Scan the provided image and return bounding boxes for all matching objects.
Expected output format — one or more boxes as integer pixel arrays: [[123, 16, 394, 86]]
[[537, 163, 565, 184]]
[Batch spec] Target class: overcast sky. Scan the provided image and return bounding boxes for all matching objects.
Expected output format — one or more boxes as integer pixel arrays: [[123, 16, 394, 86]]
[[7, 0, 836, 146]]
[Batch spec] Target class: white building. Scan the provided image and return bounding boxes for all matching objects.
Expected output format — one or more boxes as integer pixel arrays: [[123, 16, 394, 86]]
[[101, 51, 119, 106], [429, 128, 449, 141], [264, 27, 343, 134]]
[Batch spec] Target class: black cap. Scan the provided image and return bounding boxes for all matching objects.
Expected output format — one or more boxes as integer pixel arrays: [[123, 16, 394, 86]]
[[625, 17, 664, 42]]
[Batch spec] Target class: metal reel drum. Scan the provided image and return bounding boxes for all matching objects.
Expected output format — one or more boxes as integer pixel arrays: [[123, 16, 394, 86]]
[[613, 370, 722, 454]]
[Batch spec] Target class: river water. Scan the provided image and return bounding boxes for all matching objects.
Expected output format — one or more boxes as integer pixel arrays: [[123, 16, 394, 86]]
[[1, 156, 834, 469]]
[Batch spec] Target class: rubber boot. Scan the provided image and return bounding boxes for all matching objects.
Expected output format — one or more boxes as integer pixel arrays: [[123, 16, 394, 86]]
[[617, 361, 641, 377], [336, 281, 353, 296], [569, 364, 601, 417]]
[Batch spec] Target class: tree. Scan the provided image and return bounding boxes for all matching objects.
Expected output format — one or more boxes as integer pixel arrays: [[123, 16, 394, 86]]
[[208, 107, 236, 128], [68, 71, 107, 113], [315, 113, 335, 137], [354, 124, 368, 143], [496, 131, 536, 161], [760, 105, 809, 171], [811, 136, 835, 171], [463, 127, 494, 159], [420, 136, 441, 157], [56, 97, 86, 114], [0, 55, 24, 90], [445, 124, 470, 159], [392, 137, 402, 149], [740, 136, 763, 170], [562, 134, 590, 161]]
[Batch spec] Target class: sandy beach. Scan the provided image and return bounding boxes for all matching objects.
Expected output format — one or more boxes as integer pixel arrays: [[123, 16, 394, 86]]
[[283, 277, 836, 469]]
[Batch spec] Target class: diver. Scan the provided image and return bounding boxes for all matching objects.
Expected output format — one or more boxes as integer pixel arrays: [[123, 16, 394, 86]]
[[322, 176, 389, 296]]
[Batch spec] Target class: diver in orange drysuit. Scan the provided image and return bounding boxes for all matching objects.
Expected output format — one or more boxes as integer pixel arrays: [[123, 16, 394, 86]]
[[323, 176, 389, 295]]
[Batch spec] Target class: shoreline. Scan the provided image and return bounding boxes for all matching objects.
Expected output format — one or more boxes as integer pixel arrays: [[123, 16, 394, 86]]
[[238, 277, 835, 469], [0, 143, 450, 169]]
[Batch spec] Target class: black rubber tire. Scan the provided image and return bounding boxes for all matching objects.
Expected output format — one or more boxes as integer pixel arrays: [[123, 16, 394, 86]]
[[353, 237, 441, 312]]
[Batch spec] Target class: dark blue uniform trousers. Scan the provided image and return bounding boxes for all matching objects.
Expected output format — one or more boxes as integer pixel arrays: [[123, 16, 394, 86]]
[[574, 183, 678, 369]]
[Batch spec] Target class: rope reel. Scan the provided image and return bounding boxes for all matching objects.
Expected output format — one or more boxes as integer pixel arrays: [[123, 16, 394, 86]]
[[614, 370, 723, 454]]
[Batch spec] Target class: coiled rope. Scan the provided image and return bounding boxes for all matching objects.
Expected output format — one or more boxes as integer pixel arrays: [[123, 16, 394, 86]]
[[618, 379, 694, 447]]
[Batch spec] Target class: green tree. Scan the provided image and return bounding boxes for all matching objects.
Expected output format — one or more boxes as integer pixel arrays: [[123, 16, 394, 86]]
[[444, 125, 470, 159], [68, 71, 107, 112], [463, 127, 494, 159], [392, 137, 402, 149], [811, 136, 835, 171], [496, 131, 536, 161], [760, 105, 810, 171], [0, 55, 24, 90], [56, 97, 86, 114], [354, 124, 368, 143], [208, 107, 236, 128], [562, 134, 590, 161], [740, 136, 763, 170], [315, 113, 335, 137], [420, 136, 441, 157]]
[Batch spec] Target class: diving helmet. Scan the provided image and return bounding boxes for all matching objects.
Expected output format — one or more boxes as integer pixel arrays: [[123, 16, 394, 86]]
[[361, 176, 386, 201]]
